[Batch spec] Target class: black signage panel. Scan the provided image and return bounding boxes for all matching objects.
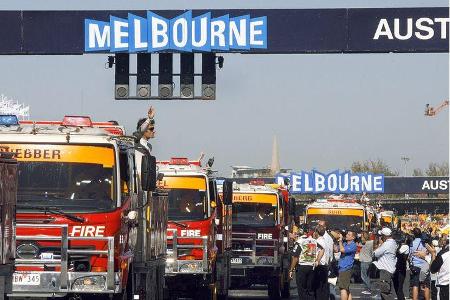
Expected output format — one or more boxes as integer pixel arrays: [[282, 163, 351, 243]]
[[0, 11, 22, 54], [383, 176, 449, 194], [348, 7, 449, 52], [0, 8, 448, 55], [219, 176, 449, 194]]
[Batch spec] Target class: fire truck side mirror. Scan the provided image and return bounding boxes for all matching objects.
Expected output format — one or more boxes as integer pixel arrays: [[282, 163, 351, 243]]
[[222, 180, 233, 205], [141, 155, 157, 192]]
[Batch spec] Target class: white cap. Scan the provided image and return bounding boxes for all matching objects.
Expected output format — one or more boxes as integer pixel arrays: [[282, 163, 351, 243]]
[[378, 227, 392, 236], [399, 244, 409, 254]]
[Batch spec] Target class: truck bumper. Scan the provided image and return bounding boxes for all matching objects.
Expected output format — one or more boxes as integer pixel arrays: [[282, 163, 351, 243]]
[[9, 271, 121, 297]]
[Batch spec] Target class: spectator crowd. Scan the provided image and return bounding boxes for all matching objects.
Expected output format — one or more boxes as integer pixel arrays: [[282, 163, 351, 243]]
[[288, 219, 449, 300]]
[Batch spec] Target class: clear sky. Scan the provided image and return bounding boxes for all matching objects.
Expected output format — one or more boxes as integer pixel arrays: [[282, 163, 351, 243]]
[[0, 0, 448, 176]]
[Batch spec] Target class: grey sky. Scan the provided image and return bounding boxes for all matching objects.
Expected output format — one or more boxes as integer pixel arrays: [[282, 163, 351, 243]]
[[0, 0, 448, 176]]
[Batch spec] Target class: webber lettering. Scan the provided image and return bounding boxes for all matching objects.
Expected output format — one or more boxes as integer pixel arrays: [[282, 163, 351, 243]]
[[233, 195, 253, 201], [85, 10, 267, 52], [373, 17, 450, 40], [0, 146, 61, 160]]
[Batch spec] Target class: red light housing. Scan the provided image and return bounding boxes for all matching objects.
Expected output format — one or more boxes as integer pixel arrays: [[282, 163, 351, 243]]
[[62, 116, 93, 127], [249, 180, 265, 186], [170, 158, 189, 165]]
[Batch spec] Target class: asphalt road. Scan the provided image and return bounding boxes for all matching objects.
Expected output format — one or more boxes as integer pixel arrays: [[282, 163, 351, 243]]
[[228, 283, 383, 299]]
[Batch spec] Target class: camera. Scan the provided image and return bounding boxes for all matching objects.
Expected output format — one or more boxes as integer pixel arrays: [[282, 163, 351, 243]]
[[420, 232, 433, 246]]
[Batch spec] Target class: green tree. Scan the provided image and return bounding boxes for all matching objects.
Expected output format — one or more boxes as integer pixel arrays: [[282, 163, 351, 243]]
[[425, 162, 449, 176], [350, 159, 398, 176], [412, 168, 424, 176]]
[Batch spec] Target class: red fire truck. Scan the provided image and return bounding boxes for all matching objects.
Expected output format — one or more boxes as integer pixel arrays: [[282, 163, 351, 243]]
[[157, 158, 232, 300], [0, 115, 167, 299], [0, 152, 18, 299], [228, 181, 292, 300]]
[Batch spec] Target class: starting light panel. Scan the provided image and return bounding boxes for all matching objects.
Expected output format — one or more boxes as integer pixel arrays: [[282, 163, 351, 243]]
[[113, 53, 218, 100], [114, 53, 130, 99]]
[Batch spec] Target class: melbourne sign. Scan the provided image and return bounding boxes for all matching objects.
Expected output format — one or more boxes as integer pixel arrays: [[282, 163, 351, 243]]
[[84, 11, 267, 52], [276, 171, 384, 194]]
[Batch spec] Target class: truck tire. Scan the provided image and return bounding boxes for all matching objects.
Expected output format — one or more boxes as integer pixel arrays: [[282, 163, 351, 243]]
[[267, 277, 281, 300], [195, 283, 217, 300], [280, 280, 290, 299]]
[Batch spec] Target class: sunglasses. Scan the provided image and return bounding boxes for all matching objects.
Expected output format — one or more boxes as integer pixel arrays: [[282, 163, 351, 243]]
[[147, 127, 155, 132]]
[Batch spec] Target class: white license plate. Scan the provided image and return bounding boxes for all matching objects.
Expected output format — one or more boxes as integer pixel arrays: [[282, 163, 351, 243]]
[[231, 257, 243, 264], [13, 273, 41, 286]]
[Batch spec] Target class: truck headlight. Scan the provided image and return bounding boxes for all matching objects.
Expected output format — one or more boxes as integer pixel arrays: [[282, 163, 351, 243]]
[[72, 275, 106, 291], [179, 261, 203, 273], [257, 256, 274, 265]]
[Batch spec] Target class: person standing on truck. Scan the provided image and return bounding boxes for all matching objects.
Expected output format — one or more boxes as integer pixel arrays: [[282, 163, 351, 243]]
[[289, 227, 317, 300], [337, 230, 357, 300], [134, 106, 156, 153]]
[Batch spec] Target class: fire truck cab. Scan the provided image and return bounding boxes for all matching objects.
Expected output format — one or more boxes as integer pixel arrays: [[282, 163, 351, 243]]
[[157, 158, 232, 300], [0, 115, 167, 299], [305, 197, 375, 233], [0, 152, 17, 299], [228, 181, 291, 300]]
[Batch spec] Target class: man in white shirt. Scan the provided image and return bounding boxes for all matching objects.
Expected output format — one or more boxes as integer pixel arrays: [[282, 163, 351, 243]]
[[426, 240, 449, 300], [373, 227, 398, 300], [314, 225, 330, 300], [318, 220, 335, 265]]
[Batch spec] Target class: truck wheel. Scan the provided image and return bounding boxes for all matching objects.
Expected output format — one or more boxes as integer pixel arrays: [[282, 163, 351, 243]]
[[280, 280, 290, 299], [196, 283, 217, 300], [267, 277, 281, 300]]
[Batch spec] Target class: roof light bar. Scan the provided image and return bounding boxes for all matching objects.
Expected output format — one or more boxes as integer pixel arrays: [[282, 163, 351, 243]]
[[61, 116, 93, 127], [170, 157, 189, 165], [0, 115, 19, 126]]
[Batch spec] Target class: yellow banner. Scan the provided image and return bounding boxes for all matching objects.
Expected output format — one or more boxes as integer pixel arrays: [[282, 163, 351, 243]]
[[158, 176, 206, 190], [0, 144, 115, 167], [232, 193, 277, 204], [307, 208, 364, 217]]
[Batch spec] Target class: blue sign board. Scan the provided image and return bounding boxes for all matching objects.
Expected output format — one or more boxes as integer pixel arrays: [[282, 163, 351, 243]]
[[276, 170, 385, 194], [84, 11, 267, 52]]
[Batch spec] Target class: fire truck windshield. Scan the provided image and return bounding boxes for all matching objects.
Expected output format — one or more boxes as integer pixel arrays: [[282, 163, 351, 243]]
[[17, 162, 115, 212], [1, 143, 117, 213], [232, 203, 277, 227], [168, 189, 207, 221], [306, 214, 364, 232]]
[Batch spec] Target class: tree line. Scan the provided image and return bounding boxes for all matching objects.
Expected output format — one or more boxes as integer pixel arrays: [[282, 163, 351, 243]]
[[350, 159, 449, 176]]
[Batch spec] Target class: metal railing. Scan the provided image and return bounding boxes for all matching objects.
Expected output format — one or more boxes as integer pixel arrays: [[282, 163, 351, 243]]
[[166, 229, 208, 273], [14, 223, 115, 292], [231, 232, 278, 265]]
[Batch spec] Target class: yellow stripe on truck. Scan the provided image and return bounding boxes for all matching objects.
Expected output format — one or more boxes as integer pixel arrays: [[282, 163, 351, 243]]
[[0, 144, 114, 167], [307, 208, 364, 217], [232, 193, 277, 204], [158, 176, 207, 190]]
